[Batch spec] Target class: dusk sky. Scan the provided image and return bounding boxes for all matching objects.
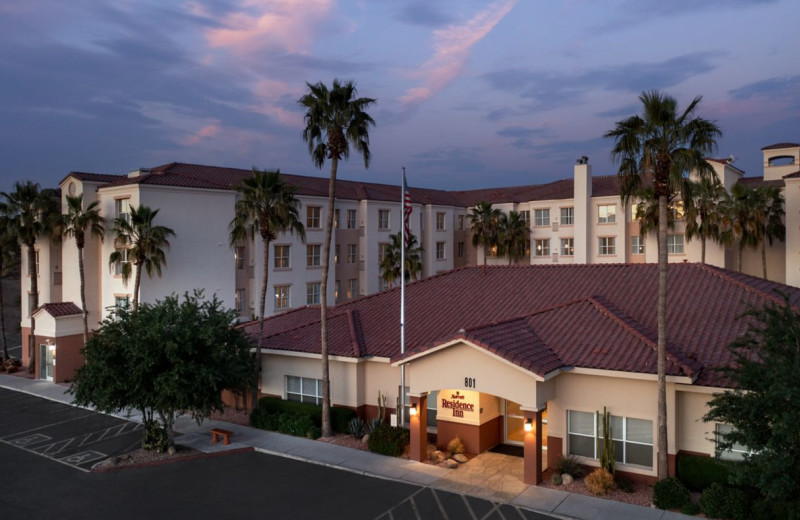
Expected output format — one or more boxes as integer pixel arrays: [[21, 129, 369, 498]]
[[1, 0, 798, 194]]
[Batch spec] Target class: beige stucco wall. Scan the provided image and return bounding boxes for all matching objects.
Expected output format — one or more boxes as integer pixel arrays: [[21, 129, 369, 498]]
[[260, 353, 360, 407], [675, 387, 716, 456]]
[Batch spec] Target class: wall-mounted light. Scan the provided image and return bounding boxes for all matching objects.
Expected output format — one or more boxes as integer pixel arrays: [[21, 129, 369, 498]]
[[409, 403, 418, 416], [524, 418, 533, 432]]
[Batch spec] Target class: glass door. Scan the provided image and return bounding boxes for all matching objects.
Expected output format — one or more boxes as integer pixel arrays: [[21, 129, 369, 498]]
[[39, 344, 54, 381], [505, 400, 525, 445]]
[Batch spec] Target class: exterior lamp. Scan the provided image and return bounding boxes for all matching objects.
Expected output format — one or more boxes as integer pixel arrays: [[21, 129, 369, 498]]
[[409, 403, 418, 416], [524, 418, 533, 432]]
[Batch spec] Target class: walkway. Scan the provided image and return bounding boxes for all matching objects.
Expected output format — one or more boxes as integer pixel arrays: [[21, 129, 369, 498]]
[[0, 374, 693, 520]]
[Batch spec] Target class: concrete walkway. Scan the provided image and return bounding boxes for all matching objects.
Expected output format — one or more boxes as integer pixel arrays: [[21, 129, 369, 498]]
[[0, 374, 694, 520]]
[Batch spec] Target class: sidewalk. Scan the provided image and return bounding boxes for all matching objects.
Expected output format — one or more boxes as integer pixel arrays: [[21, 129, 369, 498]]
[[0, 374, 693, 520]]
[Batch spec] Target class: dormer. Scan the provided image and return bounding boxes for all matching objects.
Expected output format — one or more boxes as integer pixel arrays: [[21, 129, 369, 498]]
[[762, 143, 800, 181]]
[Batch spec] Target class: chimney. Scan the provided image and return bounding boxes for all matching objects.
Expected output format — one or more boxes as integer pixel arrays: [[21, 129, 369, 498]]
[[127, 168, 151, 178], [573, 157, 592, 264]]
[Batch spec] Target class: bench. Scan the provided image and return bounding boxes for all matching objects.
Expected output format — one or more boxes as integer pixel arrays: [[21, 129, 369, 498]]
[[210, 428, 233, 445]]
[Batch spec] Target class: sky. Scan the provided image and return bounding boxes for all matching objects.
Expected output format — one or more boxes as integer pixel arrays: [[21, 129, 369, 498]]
[[1, 0, 798, 194]]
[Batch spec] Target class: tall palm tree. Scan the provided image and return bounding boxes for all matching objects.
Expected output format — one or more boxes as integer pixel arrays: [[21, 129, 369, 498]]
[[605, 90, 721, 480], [379, 232, 423, 287], [725, 184, 762, 272], [58, 194, 104, 344], [633, 187, 677, 246], [753, 185, 785, 280], [229, 169, 305, 410], [469, 201, 501, 272], [299, 79, 375, 437], [498, 210, 530, 265], [725, 184, 785, 278], [108, 205, 175, 312], [0, 213, 19, 362], [684, 177, 727, 264], [1, 181, 59, 374]]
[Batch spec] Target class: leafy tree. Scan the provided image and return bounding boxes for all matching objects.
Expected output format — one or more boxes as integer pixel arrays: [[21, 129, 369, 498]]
[[57, 194, 104, 344], [605, 90, 721, 480], [498, 210, 530, 265], [684, 177, 727, 264], [0, 213, 19, 361], [469, 201, 501, 272], [69, 292, 253, 449], [721, 184, 784, 277], [108, 205, 175, 311], [299, 79, 376, 437], [704, 297, 799, 512], [229, 168, 305, 410], [379, 231, 423, 287], [0, 181, 59, 374], [632, 186, 678, 248]]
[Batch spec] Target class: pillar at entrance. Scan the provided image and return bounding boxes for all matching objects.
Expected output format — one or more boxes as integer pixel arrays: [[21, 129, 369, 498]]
[[523, 410, 543, 485], [409, 394, 428, 462]]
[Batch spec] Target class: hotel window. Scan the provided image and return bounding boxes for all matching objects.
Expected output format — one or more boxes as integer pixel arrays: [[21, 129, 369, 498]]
[[334, 280, 340, 302], [114, 248, 130, 276], [274, 245, 290, 269], [347, 244, 357, 264], [286, 376, 322, 405], [115, 296, 130, 310], [457, 214, 465, 230], [457, 242, 465, 258], [235, 246, 246, 270], [487, 245, 498, 257], [667, 235, 684, 254], [274, 285, 290, 310], [347, 279, 357, 299], [234, 289, 245, 313], [561, 207, 574, 226], [715, 424, 748, 461], [378, 277, 389, 292], [378, 209, 390, 230], [115, 198, 130, 223], [561, 238, 574, 257], [346, 209, 357, 229], [534, 209, 550, 227], [306, 206, 321, 229], [436, 212, 446, 231], [334, 245, 340, 264], [598, 204, 616, 223], [307, 245, 321, 267], [427, 390, 438, 428], [31, 250, 40, 276], [334, 209, 340, 229], [669, 201, 685, 221], [568, 410, 653, 468], [520, 210, 531, 228], [631, 236, 645, 255], [436, 242, 446, 260], [534, 239, 550, 257], [307, 282, 321, 305], [378, 243, 389, 264], [598, 237, 616, 255]]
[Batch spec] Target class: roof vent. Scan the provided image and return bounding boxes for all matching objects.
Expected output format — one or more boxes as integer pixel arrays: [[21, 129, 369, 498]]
[[127, 168, 151, 178], [457, 328, 466, 335]]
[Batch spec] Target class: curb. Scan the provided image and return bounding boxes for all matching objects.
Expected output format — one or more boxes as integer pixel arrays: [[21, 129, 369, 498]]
[[91, 446, 255, 473]]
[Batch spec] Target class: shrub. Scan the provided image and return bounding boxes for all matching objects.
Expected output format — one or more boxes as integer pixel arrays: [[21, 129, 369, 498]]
[[367, 423, 409, 457], [251, 397, 355, 434], [678, 454, 733, 491], [141, 419, 170, 452], [347, 417, 366, 438], [699, 483, 750, 520], [447, 436, 465, 456], [330, 407, 357, 433], [554, 455, 583, 478], [585, 468, 615, 496], [653, 477, 690, 509], [681, 503, 701, 516], [615, 475, 634, 493], [550, 473, 563, 486], [277, 413, 318, 439], [0, 364, 5, 372], [366, 417, 383, 434]]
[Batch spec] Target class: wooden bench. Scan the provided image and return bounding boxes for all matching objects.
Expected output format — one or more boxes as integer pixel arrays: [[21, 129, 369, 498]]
[[210, 428, 233, 445]]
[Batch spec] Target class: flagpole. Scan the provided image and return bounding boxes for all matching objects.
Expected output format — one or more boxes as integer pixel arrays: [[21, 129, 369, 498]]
[[400, 167, 407, 429]]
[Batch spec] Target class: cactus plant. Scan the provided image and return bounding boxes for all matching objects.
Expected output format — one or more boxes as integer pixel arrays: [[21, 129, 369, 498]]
[[596, 406, 615, 474]]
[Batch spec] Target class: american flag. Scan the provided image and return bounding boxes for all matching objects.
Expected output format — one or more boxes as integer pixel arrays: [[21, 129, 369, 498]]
[[403, 172, 412, 247]]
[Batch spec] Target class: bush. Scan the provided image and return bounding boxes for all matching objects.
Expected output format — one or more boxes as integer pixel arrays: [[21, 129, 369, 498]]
[[699, 482, 750, 520], [554, 455, 583, 478], [330, 407, 357, 433], [347, 417, 366, 438], [251, 397, 355, 434], [653, 477, 690, 509], [277, 413, 319, 439], [447, 436, 465, 456], [141, 419, 170, 452], [678, 454, 733, 491], [367, 423, 409, 457], [681, 503, 701, 515], [615, 475, 634, 493], [551, 473, 563, 486], [585, 468, 615, 496]]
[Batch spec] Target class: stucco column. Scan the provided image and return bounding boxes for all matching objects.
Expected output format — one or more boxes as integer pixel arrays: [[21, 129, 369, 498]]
[[523, 410, 542, 485], [409, 394, 428, 462]]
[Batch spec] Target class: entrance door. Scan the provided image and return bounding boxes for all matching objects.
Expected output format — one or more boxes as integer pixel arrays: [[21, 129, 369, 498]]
[[504, 401, 548, 466], [39, 344, 54, 381]]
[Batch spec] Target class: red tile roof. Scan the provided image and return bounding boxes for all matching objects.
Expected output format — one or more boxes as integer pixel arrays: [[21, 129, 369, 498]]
[[244, 263, 799, 388], [783, 171, 800, 179], [34, 302, 83, 317], [60, 172, 125, 185], [761, 142, 799, 151], [737, 176, 785, 188]]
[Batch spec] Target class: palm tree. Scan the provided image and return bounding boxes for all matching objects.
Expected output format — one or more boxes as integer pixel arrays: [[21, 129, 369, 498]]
[[379, 232, 423, 287], [58, 194, 104, 344], [498, 210, 530, 265], [469, 201, 502, 272], [725, 184, 761, 272], [1, 181, 59, 374], [632, 187, 677, 246], [229, 169, 305, 410], [725, 184, 785, 278], [754, 186, 785, 280], [605, 90, 721, 480], [299, 79, 375, 438], [684, 177, 727, 264], [108, 205, 175, 312], [0, 214, 19, 362]]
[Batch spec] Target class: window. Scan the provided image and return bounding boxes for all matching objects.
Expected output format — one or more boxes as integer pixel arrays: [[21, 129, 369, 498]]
[[347, 244, 357, 264], [307, 282, 321, 305], [334, 209, 339, 229], [534, 209, 550, 226], [427, 390, 438, 428], [457, 215, 465, 231], [631, 236, 645, 255], [306, 206, 321, 229], [115, 296, 130, 310], [561, 207, 574, 226], [335, 280, 340, 302], [561, 238, 574, 256], [715, 424, 748, 461], [667, 235, 684, 254], [31, 250, 40, 276], [307, 245, 321, 267], [378, 209, 390, 230], [235, 289, 245, 313], [335, 245, 340, 264], [235, 246, 246, 270], [346, 209, 357, 229], [520, 210, 531, 228], [114, 248, 130, 276], [534, 239, 550, 257], [436, 242, 446, 260], [378, 243, 389, 264], [669, 201, 685, 221], [457, 242, 465, 258], [347, 279, 357, 299], [274, 245, 290, 269], [487, 245, 498, 257], [598, 237, 616, 255], [568, 410, 653, 468], [378, 277, 389, 292], [286, 376, 322, 405], [115, 198, 130, 223], [274, 285, 290, 310], [598, 204, 616, 223], [436, 212, 446, 231]]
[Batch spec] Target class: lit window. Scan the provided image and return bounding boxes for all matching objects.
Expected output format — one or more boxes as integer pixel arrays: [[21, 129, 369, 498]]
[[334, 245, 339, 265], [347, 244, 357, 263], [598, 204, 616, 223], [631, 236, 645, 255], [378, 210, 390, 230], [568, 410, 653, 468], [274, 285, 290, 310], [598, 237, 616, 255], [347, 279, 357, 299], [436, 242, 446, 260], [334, 280, 340, 302], [669, 201, 684, 221], [561, 238, 574, 256], [487, 245, 498, 257], [307, 245, 321, 267], [306, 282, 321, 305], [235, 246, 246, 270], [274, 245, 290, 269], [535, 239, 550, 257], [306, 206, 321, 229], [334, 209, 339, 229], [534, 209, 550, 226], [235, 288, 245, 313], [561, 207, 574, 225], [347, 209, 357, 229], [667, 235, 684, 254], [286, 375, 322, 405]]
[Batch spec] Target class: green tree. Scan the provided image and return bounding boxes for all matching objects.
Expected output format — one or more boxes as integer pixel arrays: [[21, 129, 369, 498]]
[[704, 298, 799, 513], [0, 213, 19, 361], [379, 232, 423, 287], [58, 194, 104, 344], [632, 187, 678, 247], [749, 185, 785, 279], [108, 205, 175, 311], [69, 292, 254, 449], [299, 79, 375, 438], [469, 201, 501, 272], [684, 177, 727, 264], [229, 168, 305, 410], [1, 181, 59, 374], [605, 90, 721, 480], [498, 210, 530, 265], [722, 184, 785, 277]]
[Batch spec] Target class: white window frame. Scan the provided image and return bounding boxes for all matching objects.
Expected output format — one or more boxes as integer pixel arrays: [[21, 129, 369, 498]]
[[347, 279, 357, 299], [115, 198, 130, 223], [346, 209, 357, 229], [534, 208, 550, 227], [347, 244, 357, 264], [274, 245, 290, 269], [378, 209, 390, 231], [306, 206, 321, 229], [567, 410, 653, 468], [235, 246, 246, 270], [520, 210, 531, 228], [274, 285, 290, 310], [307, 244, 321, 267], [560, 207, 574, 226], [306, 282, 321, 305], [114, 248, 130, 276], [436, 212, 446, 231], [234, 288, 245, 313], [598, 237, 616, 256], [115, 295, 130, 310], [561, 238, 574, 257], [534, 239, 550, 257], [715, 424, 749, 461], [631, 236, 645, 255], [598, 204, 616, 224], [457, 241, 465, 258], [286, 375, 322, 405], [436, 241, 446, 260], [666, 234, 684, 254]]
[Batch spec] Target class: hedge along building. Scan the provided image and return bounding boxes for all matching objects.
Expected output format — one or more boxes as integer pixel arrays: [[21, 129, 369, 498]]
[[244, 262, 800, 484]]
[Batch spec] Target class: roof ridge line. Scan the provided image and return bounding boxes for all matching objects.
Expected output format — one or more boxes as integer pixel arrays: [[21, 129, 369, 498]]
[[346, 309, 364, 358], [696, 263, 795, 309]]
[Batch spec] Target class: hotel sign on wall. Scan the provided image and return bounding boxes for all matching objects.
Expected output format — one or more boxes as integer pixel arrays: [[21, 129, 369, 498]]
[[439, 390, 480, 424]]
